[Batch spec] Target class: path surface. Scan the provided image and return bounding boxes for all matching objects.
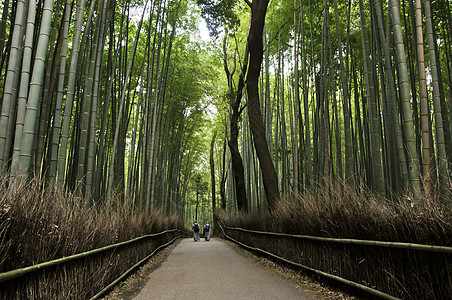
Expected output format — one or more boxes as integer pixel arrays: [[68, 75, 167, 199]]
[[133, 238, 313, 299]]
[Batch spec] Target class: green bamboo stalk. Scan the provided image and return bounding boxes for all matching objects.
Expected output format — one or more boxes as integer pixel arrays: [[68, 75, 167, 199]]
[[300, 1, 311, 188], [293, 0, 299, 193], [147, 55, 162, 209], [94, 3, 126, 201], [141, 0, 161, 207], [280, 60, 288, 193], [388, 0, 421, 194], [76, 0, 100, 193], [373, 0, 409, 190], [107, 0, 150, 197], [413, 0, 432, 196], [333, 0, 353, 186], [9, 0, 36, 180], [423, 0, 450, 199], [359, 0, 384, 195], [321, 0, 330, 184], [57, 0, 87, 187], [0, 0, 10, 60], [48, 0, 72, 182], [139, 23, 152, 205], [18, 0, 55, 175], [274, 42, 280, 182], [148, 1, 172, 209], [127, 48, 148, 198], [86, 0, 108, 197], [329, 31, 342, 181], [35, 0, 63, 177], [0, 0, 28, 170]]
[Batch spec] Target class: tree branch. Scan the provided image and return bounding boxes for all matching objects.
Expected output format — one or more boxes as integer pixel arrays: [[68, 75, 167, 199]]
[[266, 18, 292, 48], [239, 103, 248, 115]]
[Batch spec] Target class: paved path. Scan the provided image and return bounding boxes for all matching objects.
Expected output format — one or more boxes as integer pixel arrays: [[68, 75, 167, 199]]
[[133, 238, 313, 299]]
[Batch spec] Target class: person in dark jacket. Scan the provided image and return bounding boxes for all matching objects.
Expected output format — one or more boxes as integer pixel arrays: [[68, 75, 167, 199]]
[[192, 220, 200, 241], [203, 222, 211, 241]]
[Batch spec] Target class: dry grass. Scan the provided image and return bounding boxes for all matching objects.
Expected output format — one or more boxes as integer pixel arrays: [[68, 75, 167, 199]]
[[218, 182, 452, 299], [0, 176, 185, 298]]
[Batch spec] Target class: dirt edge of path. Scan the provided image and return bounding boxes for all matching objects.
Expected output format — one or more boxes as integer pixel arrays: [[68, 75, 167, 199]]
[[221, 238, 358, 300], [102, 239, 181, 300]]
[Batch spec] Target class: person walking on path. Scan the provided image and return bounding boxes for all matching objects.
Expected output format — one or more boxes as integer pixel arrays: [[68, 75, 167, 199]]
[[192, 220, 200, 241], [203, 222, 211, 241]]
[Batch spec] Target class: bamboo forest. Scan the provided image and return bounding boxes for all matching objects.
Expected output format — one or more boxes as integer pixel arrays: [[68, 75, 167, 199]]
[[0, 0, 451, 298]]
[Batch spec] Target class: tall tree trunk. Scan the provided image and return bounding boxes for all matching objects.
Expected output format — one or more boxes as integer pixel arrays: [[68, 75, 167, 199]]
[[264, 26, 272, 170], [220, 136, 227, 210], [226, 34, 248, 212], [210, 132, 216, 227], [246, 0, 280, 211]]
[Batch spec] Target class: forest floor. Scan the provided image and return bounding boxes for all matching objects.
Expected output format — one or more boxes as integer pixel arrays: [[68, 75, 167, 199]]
[[103, 238, 357, 300]]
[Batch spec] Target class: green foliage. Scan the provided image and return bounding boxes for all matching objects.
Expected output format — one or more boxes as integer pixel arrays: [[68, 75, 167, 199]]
[[196, 0, 240, 37]]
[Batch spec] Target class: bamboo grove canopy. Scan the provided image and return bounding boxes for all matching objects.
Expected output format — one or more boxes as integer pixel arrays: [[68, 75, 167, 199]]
[[0, 0, 451, 215]]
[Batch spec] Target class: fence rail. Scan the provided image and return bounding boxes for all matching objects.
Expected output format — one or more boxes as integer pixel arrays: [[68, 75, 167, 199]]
[[0, 228, 178, 283], [221, 223, 452, 253]]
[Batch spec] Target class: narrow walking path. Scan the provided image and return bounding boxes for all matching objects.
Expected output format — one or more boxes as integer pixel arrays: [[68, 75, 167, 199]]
[[133, 238, 313, 299]]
